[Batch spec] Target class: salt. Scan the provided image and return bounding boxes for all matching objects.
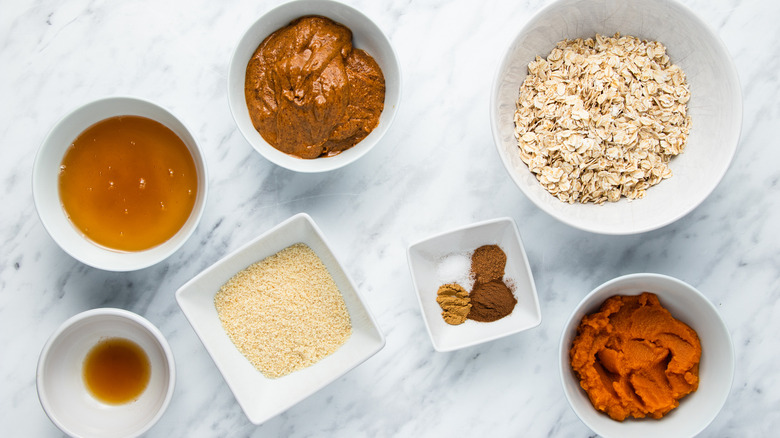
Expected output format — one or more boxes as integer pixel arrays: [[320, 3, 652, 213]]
[[436, 251, 474, 291]]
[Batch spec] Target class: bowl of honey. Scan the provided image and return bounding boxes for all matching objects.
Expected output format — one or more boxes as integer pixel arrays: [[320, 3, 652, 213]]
[[37, 308, 175, 438], [33, 96, 208, 271]]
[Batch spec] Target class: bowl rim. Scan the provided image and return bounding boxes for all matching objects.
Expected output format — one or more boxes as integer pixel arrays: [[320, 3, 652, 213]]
[[557, 272, 735, 437], [32, 95, 209, 271], [406, 216, 542, 352], [175, 212, 386, 424], [489, 0, 743, 235], [226, 0, 402, 173], [36, 307, 176, 438]]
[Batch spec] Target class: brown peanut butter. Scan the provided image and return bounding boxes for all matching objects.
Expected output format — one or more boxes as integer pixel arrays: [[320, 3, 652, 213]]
[[244, 16, 385, 159]]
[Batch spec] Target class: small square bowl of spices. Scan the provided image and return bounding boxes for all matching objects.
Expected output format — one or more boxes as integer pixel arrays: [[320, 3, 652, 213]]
[[175, 213, 385, 425], [407, 217, 541, 352]]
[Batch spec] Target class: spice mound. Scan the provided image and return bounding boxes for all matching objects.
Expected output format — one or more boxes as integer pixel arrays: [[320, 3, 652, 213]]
[[570, 292, 701, 421], [436, 283, 471, 325], [434, 244, 517, 325], [468, 280, 517, 323], [467, 245, 515, 322], [244, 15, 386, 159], [214, 243, 352, 379], [471, 244, 507, 284], [514, 33, 691, 204]]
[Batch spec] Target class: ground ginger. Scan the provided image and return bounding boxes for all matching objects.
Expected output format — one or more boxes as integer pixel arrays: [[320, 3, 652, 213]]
[[436, 283, 471, 325]]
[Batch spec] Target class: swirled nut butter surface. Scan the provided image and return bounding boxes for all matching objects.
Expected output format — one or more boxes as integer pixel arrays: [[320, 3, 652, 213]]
[[570, 292, 701, 421], [244, 16, 385, 159]]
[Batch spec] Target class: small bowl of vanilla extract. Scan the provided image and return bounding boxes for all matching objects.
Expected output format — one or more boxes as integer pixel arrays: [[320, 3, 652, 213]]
[[33, 96, 208, 271], [37, 308, 175, 438]]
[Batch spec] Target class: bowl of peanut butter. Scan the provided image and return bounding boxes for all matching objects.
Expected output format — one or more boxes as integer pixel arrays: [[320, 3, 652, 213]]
[[559, 273, 734, 438], [228, 0, 401, 172]]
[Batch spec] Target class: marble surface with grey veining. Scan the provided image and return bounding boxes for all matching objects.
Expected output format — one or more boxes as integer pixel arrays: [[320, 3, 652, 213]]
[[1, 0, 779, 436]]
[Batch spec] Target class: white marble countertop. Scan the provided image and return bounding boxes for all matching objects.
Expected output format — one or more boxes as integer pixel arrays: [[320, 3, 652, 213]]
[[2, 0, 778, 436]]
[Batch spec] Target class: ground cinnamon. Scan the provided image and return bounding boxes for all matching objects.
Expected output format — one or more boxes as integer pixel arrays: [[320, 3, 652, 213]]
[[468, 280, 517, 322], [467, 244, 516, 322]]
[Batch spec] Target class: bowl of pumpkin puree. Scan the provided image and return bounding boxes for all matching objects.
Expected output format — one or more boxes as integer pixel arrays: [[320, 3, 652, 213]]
[[559, 273, 734, 438]]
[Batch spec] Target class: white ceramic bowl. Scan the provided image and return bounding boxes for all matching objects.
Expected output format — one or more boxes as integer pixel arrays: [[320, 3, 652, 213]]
[[175, 213, 385, 425], [407, 217, 541, 352], [227, 0, 401, 172], [491, 0, 742, 234], [559, 273, 734, 438], [32, 96, 208, 271], [37, 308, 175, 438]]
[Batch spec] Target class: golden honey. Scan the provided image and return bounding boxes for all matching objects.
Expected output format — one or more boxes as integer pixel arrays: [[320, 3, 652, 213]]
[[58, 115, 198, 251], [82, 337, 151, 405]]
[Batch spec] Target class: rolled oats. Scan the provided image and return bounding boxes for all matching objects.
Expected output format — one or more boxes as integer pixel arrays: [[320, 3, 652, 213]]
[[514, 33, 690, 204]]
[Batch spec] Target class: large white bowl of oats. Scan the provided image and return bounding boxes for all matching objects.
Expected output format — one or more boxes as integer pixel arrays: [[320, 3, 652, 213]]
[[491, 0, 741, 234]]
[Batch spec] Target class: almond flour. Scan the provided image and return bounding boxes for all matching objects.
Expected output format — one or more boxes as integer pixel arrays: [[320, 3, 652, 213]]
[[214, 243, 351, 379]]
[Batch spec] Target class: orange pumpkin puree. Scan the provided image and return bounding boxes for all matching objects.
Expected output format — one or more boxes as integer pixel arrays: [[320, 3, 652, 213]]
[[570, 292, 701, 421]]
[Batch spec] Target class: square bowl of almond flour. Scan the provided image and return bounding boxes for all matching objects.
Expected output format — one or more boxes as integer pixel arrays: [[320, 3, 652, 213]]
[[407, 217, 541, 352], [176, 213, 385, 425]]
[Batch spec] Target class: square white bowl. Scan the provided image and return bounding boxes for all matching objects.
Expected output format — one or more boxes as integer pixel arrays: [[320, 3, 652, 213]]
[[407, 217, 541, 352], [175, 213, 384, 425]]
